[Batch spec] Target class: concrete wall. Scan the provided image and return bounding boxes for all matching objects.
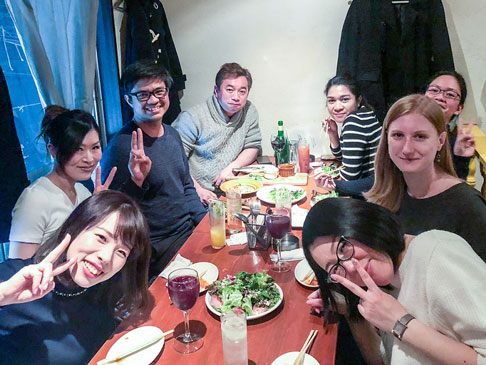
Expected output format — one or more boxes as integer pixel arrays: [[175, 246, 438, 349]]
[[115, 0, 486, 157]]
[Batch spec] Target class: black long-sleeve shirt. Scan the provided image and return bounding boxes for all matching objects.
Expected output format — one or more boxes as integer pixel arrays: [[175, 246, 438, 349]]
[[101, 122, 206, 241]]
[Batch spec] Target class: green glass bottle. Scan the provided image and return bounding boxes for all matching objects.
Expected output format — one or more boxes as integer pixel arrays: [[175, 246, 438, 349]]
[[273, 120, 289, 165]]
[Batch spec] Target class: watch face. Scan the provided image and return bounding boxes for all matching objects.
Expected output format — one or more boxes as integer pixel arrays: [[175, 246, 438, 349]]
[[392, 321, 407, 340]]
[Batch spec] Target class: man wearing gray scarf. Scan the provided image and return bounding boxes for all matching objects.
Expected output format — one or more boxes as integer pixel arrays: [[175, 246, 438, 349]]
[[173, 63, 262, 205]]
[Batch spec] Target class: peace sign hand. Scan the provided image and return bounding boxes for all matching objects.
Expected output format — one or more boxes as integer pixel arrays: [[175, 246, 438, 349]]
[[94, 166, 117, 194], [129, 128, 152, 187], [0, 235, 76, 306], [330, 258, 408, 333], [454, 118, 476, 158]]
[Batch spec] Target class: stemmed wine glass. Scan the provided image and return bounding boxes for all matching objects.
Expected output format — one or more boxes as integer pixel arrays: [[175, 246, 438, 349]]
[[266, 207, 291, 272], [167, 268, 204, 353], [270, 133, 286, 167]]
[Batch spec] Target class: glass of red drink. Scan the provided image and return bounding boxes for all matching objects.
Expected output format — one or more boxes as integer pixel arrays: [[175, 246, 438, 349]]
[[168, 268, 204, 353], [298, 138, 310, 173], [266, 207, 291, 272]]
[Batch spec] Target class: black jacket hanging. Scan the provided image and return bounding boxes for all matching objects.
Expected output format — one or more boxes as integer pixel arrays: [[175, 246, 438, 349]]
[[336, 0, 454, 121], [123, 0, 186, 125]]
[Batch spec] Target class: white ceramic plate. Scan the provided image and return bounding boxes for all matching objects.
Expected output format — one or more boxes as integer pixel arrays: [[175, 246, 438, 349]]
[[205, 283, 283, 320], [295, 260, 319, 288], [272, 352, 320, 365], [106, 326, 165, 365], [190, 262, 219, 292], [256, 184, 306, 205]]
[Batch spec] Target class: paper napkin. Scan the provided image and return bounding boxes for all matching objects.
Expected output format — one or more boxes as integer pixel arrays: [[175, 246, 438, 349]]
[[159, 254, 192, 278], [270, 248, 305, 262], [226, 232, 248, 246]]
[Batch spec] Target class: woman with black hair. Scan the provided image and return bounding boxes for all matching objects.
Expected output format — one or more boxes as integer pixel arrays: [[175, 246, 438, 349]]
[[424, 71, 475, 179], [0, 190, 151, 364], [9, 107, 117, 259], [315, 75, 382, 198], [303, 198, 486, 364]]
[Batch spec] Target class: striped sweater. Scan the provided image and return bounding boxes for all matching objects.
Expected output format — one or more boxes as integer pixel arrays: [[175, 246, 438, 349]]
[[331, 106, 381, 181]]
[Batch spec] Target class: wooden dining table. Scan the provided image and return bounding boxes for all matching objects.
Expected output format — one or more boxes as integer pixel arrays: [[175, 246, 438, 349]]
[[90, 170, 337, 365]]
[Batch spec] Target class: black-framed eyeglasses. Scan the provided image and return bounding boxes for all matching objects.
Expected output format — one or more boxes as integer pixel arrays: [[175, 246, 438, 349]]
[[426, 86, 461, 101], [326, 235, 355, 283], [128, 87, 169, 102]]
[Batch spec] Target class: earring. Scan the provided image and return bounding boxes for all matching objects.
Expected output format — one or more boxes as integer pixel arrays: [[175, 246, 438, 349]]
[[435, 151, 441, 163]]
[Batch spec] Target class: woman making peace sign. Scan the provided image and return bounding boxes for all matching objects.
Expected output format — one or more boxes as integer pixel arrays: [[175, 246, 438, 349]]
[[303, 198, 486, 364], [0, 191, 151, 364]]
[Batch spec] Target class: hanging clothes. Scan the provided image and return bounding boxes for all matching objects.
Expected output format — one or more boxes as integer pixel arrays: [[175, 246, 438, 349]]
[[0, 66, 29, 243], [336, 0, 454, 121], [123, 0, 186, 125]]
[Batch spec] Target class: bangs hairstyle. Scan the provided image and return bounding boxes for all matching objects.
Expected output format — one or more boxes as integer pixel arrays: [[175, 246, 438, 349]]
[[39, 109, 100, 169], [364, 94, 456, 212], [302, 198, 404, 321], [35, 191, 151, 320], [324, 75, 371, 110], [121, 60, 173, 96], [215, 62, 253, 90]]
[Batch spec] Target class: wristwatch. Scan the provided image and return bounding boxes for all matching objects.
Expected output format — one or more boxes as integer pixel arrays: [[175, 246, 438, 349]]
[[392, 313, 415, 341]]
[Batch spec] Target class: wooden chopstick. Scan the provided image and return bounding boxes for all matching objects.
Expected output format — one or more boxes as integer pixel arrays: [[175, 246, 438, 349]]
[[97, 329, 174, 365], [293, 330, 318, 365], [302, 268, 315, 282]]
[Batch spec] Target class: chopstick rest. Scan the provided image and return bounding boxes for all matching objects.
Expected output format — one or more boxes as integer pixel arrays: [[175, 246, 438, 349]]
[[97, 329, 174, 365]]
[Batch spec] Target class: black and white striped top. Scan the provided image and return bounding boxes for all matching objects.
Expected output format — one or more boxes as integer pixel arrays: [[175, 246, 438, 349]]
[[331, 106, 382, 181]]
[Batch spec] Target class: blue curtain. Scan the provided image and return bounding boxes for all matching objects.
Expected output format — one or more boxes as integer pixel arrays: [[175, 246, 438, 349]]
[[6, 0, 99, 111]]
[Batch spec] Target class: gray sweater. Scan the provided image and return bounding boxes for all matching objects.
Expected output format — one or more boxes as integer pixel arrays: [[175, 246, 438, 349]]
[[173, 95, 262, 191]]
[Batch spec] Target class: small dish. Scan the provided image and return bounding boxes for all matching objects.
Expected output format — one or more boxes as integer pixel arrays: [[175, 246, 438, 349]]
[[280, 233, 299, 251], [106, 326, 165, 365], [295, 259, 319, 288], [278, 163, 295, 177], [190, 262, 219, 292], [272, 351, 320, 365]]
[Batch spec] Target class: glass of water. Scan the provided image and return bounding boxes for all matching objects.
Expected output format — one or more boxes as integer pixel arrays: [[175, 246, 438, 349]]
[[221, 308, 248, 365]]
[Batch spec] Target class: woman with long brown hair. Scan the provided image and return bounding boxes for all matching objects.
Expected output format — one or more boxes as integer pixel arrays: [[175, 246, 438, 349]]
[[0, 191, 151, 364]]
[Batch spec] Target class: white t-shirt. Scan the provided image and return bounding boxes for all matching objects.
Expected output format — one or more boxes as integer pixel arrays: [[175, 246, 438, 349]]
[[381, 230, 486, 365], [9, 176, 91, 245]]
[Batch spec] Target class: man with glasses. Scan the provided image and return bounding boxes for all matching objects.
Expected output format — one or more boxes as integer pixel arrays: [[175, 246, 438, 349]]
[[173, 63, 262, 205], [101, 61, 206, 279]]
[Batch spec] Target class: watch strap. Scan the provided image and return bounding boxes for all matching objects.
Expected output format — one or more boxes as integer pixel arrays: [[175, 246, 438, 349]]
[[392, 313, 415, 341]]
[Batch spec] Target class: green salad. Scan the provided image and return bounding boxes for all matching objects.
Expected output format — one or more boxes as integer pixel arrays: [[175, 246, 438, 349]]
[[268, 186, 305, 202], [208, 271, 281, 316], [321, 165, 340, 178]]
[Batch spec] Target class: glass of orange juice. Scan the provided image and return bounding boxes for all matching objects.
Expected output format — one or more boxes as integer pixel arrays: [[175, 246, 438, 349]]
[[209, 199, 226, 249]]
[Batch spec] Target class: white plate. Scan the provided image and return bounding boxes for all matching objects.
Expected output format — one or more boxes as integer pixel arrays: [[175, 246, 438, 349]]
[[205, 283, 283, 320], [238, 164, 278, 174], [190, 262, 219, 292], [106, 326, 165, 365], [295, 260, 318, 288], [256, 184, 306, 205], [272, 352, 320, 365]]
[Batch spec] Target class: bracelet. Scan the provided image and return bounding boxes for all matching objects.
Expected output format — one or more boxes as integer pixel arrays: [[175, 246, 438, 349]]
[[392, 313, 415, 341]]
